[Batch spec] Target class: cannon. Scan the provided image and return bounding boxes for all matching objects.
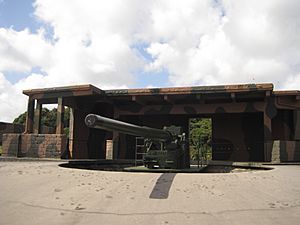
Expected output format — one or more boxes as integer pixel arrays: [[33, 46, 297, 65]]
[[85, 114, 189, 169]]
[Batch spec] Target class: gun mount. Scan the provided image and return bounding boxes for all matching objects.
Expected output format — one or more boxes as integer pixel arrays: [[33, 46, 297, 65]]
[[85, 114, 189, 169]]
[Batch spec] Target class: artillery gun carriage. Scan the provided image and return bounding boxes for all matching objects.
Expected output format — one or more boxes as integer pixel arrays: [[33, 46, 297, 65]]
[[85, 114, 189, 169]]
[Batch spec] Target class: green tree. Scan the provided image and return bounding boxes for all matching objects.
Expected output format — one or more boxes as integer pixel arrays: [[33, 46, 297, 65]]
[[13, 112, 27, 124], [13, 107, 70, 136], [189, 118, 212, 160]]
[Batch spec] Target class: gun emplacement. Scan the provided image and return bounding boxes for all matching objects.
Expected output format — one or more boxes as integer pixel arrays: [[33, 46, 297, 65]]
[[85, 114, 189, 169]]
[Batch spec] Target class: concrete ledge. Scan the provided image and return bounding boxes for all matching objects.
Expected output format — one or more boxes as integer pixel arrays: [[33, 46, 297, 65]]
[[0, 156, 67, 162]]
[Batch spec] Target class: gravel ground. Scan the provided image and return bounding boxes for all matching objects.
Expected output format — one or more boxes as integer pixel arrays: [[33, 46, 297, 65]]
[[0, 161, 299, 225]]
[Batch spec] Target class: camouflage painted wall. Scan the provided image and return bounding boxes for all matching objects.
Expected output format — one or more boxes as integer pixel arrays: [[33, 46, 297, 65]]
[[294, 110, 300, 140], [280, 141, 300, 161], [0, 122, 55, 146], [270, 140, 300, 162], [70, 108, 90, 159], [212, 113, 264, 162], [2, 134, 66, 158], [0, 122, 24, 145], [14, 83, 299, 162], [1, 134, 21, 156], [272, 110, 294, 140]]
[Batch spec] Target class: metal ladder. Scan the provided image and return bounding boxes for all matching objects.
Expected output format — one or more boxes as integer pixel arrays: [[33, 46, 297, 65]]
[[135, 137, 146, 166]]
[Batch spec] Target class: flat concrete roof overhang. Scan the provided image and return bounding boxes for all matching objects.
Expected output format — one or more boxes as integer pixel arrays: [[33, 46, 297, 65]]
[[23, 84, 104, 99], [22, 83, 300, 108]]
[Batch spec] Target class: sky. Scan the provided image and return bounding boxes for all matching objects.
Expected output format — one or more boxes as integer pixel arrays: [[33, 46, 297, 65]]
[[0, 0, 300, 122]]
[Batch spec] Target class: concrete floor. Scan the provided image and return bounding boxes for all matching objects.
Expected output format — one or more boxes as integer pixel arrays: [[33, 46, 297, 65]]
[[0, 161, 299, 225]]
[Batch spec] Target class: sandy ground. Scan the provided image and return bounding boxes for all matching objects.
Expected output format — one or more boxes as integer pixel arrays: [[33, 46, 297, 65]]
[[0, 161, 299, 225]]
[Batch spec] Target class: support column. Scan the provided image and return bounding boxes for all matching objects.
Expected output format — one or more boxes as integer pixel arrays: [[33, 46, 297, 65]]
[[294, 110, 300, 140], [112, 131, 119, 159], [112, 110, 119, 159], [24, 97, 35, 133], [68, 107, 74, 158], [33, 101, 42, 134], [56, 97, 65, 134], [264, 112, 273, 161]]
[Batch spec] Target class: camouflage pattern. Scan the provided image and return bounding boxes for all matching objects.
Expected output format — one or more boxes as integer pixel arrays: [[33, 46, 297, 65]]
[[2, 133, 67, 158], [105, 83, 274, 96], [3, 82, 298, 162], [0, 122, 54, 145], [33, 101, 42, 134], [24, 97, 34, 133], [1, 134, 21, 157], [0, 122, 24, 145], [23, 84, 104, 100], [56, 97, 64, 134], [294, 110, 300, 140], [269, 140, 300, 162]]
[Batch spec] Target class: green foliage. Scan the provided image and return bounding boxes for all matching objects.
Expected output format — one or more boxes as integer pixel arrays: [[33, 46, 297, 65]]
[[64, 127, 69, 137], [0, 145, 2, 155], [63, 107, 70, 128], [41, 108, 57, 128], [13, 112, 26, 124], [13, 107, 70, 130], [189, 118, 212, 160]]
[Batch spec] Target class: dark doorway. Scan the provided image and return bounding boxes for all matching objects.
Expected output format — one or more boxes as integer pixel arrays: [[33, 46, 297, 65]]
[[212, 113, 264, 162]]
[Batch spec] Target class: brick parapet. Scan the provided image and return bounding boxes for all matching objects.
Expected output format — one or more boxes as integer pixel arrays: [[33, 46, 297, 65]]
[[2, 134, 20, 157], [0, 123, 24, 145], [2, 134, 66, 158], [0, 122, 55, 145]]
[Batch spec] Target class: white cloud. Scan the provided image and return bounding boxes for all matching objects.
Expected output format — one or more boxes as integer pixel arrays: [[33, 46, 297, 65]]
[[0, 28, 52, 72], [0, 73, 27, 122], [0, 0, 300, 122], [144, 0, 300, 89]]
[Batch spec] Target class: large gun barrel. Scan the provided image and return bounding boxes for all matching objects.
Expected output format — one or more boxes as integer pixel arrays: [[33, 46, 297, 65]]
[[85, 114, 172, 141]]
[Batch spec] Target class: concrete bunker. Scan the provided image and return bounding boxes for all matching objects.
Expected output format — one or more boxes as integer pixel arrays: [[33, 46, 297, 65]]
[[2, 83, 300, 163]]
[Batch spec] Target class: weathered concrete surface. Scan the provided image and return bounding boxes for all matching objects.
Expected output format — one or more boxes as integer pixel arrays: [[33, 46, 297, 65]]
[[0, 161, 299, 225]]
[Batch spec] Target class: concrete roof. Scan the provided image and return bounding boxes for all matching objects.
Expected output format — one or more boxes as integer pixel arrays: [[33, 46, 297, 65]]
[[105, 83, 274, 96], [23, 83, 276, 99], [23, 84, 104, 99]]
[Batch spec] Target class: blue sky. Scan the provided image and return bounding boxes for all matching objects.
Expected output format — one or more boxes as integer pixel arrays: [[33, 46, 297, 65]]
[[0, 0, 169, 87], [0, 0, 39, 32], [0, 0, 41, 84]]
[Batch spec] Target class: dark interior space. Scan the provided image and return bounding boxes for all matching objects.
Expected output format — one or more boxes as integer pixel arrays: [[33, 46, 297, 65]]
[[82, 102, 114, 159], [272, 109, 294, 140], [212, 112, 264, 162]]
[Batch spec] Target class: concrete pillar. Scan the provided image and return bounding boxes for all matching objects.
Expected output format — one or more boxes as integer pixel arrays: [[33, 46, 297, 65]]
[[112, 110, 119, 159], [56, 97, 64, 134], [264, 113, 272, 140], [33, 101, 42, 134], [71, 108, 90, 159], [68, 107, 74, 158], [24, 97, 35, 133], [264, 112, 273, 161], [106, 140, 113, 159], [112, 131, 119, 159], [294, 110, 300, 140]]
